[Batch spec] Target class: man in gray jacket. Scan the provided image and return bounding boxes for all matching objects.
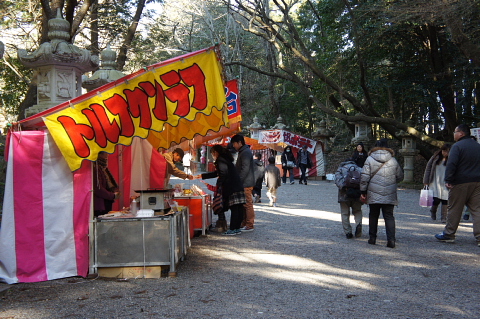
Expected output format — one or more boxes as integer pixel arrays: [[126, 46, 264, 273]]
[[435, 124, 480, 245], [231, 134, 256, 231]]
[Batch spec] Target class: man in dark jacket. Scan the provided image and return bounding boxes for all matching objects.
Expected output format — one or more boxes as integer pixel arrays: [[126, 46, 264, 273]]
[[297, 145, 312, 185], [231, 134, 256, 231], [435, 124, 480, 245]]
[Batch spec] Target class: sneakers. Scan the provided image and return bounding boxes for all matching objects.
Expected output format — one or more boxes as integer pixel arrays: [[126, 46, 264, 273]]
[[299, 181, 303, 184], [222, 229, 237, 236], [346, 233, 353, 239], [368, 237, 376, 245], [273, 202, 277, 207], [304, 181, 307, 185], [234, 229, 242, 234], [435, 233, 455, 243], [386, 240, 395, 248], [240, 226, 254, 232], [269, 202, 273, 207], [290, 181, 295, 185]]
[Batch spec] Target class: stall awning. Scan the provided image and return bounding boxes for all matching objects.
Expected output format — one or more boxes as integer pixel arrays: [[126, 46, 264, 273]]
[[18, 46, 229, 171]]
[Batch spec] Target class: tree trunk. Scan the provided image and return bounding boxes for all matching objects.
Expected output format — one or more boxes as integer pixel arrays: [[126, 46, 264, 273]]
[[421, 24, 457, 133], [117, 0, 147, 71]]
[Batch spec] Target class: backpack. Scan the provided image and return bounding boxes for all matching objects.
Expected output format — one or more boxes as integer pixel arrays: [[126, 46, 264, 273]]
[[343, 165, 361, 199], [344, 166, 361, 189]]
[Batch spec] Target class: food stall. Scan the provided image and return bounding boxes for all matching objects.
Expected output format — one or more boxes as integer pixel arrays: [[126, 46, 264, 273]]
[[257, 129, 325, 179], [0, 47, 233, 284]]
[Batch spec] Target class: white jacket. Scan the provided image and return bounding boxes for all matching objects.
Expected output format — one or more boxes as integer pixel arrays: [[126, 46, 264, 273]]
[[360, 147, 403, 205]]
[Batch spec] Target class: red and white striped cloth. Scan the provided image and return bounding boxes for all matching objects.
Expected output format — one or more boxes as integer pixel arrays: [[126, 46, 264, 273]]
[[105, 137, 169, 210], [0, 131, 91, 284], [0, 133, 171, 284]]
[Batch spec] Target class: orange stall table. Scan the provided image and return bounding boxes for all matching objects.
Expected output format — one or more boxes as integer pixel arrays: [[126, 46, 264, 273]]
[[174, 194, 212, 236]]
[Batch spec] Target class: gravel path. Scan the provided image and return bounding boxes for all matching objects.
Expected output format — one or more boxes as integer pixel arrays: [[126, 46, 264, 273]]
[[1, 179, 479, 318]]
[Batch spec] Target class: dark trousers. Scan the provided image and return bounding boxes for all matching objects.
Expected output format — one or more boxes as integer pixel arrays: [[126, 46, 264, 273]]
[[253, 179, 263, 198], [432, 197, 447, 206], [299, 164, 308, 183], [282, 167, 294, 183], [369, 204, 395, 241], [230, 204, 245, 230]]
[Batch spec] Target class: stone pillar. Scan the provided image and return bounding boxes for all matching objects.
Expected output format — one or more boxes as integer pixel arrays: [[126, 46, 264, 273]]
[[312, 120, 334, 178], [398, 132, 419, 183], [17, 9, 98, 117]]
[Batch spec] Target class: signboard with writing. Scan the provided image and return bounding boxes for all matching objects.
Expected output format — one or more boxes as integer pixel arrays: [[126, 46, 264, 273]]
[[258, 130, 316, 153], [225, 79, 242, 123], [44, 48, 228, 171], [471, 128, 480, 143]]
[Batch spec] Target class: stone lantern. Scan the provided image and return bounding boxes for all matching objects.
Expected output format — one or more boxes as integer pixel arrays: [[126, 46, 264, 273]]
[[312, 120, 334, 152], [82, 44, 125, 91], [18, 9, 99, 117], [271, 115, 288, 130], [247, 115, 263, 140], [350, 113, 373, 146], [397, 129, 419, 183]]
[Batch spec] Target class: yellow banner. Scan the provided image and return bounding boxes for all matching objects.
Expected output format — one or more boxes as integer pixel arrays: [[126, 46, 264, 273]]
[[44, 49, 228, 171]]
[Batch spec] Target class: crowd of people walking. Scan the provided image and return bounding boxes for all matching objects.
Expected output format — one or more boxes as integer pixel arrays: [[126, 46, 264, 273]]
[[194, 125, 479, 248]]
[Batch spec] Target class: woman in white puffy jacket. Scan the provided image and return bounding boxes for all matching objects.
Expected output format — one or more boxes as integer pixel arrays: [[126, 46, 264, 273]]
[[360, 139, 403, 248]]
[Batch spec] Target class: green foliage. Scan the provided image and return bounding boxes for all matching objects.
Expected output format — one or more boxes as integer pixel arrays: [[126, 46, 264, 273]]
[[0, 57, 31, 121], [294, 0, 480, 137]]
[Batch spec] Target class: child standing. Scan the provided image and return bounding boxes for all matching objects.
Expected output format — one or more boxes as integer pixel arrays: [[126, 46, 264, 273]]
[[264, 156, 282, 207]]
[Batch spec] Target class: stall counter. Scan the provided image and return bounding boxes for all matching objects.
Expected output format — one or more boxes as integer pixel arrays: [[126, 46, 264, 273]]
[[93, 207, 190, 278]]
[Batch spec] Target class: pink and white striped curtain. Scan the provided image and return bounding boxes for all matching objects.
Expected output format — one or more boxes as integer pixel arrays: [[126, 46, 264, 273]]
[[0, 131, 91, 284], [0, 133, 170, 284]]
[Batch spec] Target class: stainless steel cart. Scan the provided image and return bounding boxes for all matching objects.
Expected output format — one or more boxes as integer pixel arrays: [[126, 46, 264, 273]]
[[93, 207, 190, 277]]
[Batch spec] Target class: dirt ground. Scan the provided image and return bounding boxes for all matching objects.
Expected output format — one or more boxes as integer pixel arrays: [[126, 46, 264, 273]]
[[1, 179, 479, 318]]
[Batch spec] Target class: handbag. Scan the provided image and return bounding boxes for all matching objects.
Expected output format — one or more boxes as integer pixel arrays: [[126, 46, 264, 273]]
[[212, 186, 223, 215], [419, 185, 434, 207], [286, 160, 295, 168]]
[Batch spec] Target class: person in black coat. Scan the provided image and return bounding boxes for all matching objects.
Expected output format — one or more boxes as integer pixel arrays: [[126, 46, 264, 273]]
[[296, 145, 312, 185], [196, 145, 246, 235], [252, 153, 265, 203], [281, 145, 296, 184], [351, 142, 368, 168]]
